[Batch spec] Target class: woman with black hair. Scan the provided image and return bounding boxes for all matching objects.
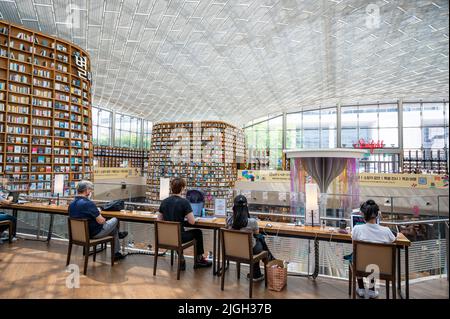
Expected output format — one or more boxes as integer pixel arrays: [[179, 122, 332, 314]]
[[226, 195, 273, 282], [351, 199, 399, 298]]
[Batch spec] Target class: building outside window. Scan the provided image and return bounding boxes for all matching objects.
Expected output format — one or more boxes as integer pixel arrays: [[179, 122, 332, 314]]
[[244, 100, 449, 174], [115, 113, 142, 148], [92, 106, 112, 146]]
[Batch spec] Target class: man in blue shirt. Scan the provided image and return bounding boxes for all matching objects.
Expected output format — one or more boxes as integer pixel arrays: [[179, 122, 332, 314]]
[[68, 180, 127, 260]]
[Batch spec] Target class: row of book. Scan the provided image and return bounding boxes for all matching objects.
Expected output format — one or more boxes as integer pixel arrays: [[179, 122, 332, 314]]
[[9, 83, 30, 94], [10, 73, 29, 84], [9, 62, 26, 73]]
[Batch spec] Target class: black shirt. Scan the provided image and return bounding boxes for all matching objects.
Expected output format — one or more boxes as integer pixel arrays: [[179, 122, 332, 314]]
[[159, 195, 193, 232]]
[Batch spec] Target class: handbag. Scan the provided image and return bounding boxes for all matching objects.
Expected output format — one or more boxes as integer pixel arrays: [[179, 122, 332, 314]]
[[100, 199, 125, 211]]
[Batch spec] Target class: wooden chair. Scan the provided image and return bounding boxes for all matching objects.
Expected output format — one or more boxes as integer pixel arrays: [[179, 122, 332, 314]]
[[220, 228, 268, 298], [0, 220, 13, 243], [153, 220, 196, 280], [350, 240, 397, 299], [66, 218, 115, 275]]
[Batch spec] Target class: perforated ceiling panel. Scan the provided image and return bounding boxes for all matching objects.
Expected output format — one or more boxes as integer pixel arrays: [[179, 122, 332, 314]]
[[1, 0, 448, 126]]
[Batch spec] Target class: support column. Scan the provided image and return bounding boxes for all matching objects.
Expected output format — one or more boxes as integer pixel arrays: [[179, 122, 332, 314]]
[[336, 103, 342, 147], [398, 99, 404, 172]]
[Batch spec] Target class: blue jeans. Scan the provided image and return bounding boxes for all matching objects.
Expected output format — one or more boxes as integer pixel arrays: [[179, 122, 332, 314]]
[[0, 213, 16, 236]]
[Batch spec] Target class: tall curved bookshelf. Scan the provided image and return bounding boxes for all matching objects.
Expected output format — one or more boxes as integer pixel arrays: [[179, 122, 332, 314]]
[[147, 121, 245, 209], [0, 20, 93, 197]]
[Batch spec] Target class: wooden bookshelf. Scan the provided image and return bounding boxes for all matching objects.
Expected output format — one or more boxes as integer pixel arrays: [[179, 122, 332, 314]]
[[94, 146, 149, 171], [146, 121, 245, 208], [0, 20, 93, 196]]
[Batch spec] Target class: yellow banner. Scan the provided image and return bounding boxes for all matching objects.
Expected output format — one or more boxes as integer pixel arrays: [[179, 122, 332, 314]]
[[94, 167, 142, 180], [359, 173, 448, 189], [238, 170, 449, 189]]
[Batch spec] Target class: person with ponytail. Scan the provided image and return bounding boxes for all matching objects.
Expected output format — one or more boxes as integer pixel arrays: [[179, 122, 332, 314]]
[[226, 195, 274, 282], [351, 199, 399, 298]]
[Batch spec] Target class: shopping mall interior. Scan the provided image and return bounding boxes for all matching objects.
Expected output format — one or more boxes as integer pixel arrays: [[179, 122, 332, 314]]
[[0, 0, 448, 303]]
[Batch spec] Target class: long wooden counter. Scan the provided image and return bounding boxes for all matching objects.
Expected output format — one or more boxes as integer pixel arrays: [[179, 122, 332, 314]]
[[2, 201, 411, 299]]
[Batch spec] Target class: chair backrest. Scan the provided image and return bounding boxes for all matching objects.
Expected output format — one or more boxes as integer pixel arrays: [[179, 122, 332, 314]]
[[353, 240, 396, 277], [68, 218, 89, 243], [155, 220, 181, 248], [221, 228, 253, 261]]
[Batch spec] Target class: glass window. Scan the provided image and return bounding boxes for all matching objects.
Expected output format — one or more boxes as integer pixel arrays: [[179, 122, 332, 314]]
[[379, 128, 398, 147], [286, 113, 301, 130], [378, 104, 398, 128], [92, 106, 112, 146], [341, 106, 358, 128], [303, 129, 320, 149], [320, 108, 337, 129], [422, 103, 445, 126], [321, 129, 337, 148], [403, 103, 421, 127], [92, 107, 99, 126], [341, 128, 357, 148], [404, 128, 422, 148]]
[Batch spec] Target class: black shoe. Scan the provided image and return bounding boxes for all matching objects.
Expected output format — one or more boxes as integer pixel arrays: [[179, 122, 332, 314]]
[[114, 252, 127, 261], [194, 256, 212, 268], [119, 231, 128, 239], [246, 273, 264, 282]]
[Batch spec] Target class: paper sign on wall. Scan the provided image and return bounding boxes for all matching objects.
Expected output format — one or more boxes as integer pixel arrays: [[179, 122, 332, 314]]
[[159, 178, 170, 200], [278, 192, 287, 201], [54, 174, 65, 195], [262, 192, 268, 201], [215, 198, 227, 216]]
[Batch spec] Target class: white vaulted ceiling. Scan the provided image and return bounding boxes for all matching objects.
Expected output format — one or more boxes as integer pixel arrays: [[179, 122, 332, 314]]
[[0, 0, 448, 126]]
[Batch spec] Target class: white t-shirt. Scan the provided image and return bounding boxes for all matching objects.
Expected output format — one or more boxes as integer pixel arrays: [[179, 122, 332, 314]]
[[352, 223, 396, 243]]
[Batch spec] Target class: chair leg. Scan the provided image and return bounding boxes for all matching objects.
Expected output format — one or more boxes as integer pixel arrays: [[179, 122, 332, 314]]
[[392, 277, 396, 300], [153, 246, 158, 276], [93, 245, 97, 262], [386, 280, 390, 299], [177, 250, 182, 280], [348, 266, 352, 296], [110, 240, 115, 267], [66, 243, 72, 266], [8, 223, 12, 243], [236, 262, 240, 279], [264, 260, 268, 288], [249, 262, 254, 299], [221, 257, 226, 291], [170, 250, 174, 266], [352, 273, 356, 299], [83, 245, 89, 275]]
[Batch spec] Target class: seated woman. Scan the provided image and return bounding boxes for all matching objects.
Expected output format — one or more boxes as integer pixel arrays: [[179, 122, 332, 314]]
[[226, 195, 274, 282], [351, 199, 399, 299]]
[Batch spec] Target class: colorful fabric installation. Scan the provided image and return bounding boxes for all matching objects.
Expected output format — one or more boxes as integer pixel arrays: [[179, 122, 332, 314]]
[[290, 157, 360, 219]]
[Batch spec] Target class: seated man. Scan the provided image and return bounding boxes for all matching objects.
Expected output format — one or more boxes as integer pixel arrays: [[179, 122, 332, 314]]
[[158, 177, 212, 270], [0, 182, 17, 242], [68, 180, 127, 261]]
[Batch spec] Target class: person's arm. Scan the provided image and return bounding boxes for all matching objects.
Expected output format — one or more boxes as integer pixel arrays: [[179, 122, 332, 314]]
[[186, 212, 196, 225], [157, 201, 165, 221], [0, 197, 12, 205], [157, 212, 164, 221], [86, 201, 105, 224], [184, 200, 195, 225], [387, 228, 396, 242]]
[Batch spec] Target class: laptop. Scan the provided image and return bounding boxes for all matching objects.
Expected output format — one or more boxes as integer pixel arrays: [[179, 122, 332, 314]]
[[7, 191, 21, 204], [350, 209, 380, 231]]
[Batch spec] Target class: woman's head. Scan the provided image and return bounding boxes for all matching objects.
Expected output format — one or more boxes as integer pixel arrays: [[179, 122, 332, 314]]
[[360, 199, 379, 222], [231, 195, 249, 230]]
